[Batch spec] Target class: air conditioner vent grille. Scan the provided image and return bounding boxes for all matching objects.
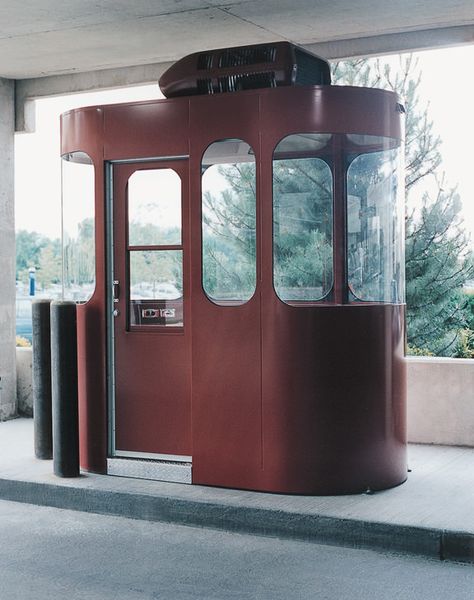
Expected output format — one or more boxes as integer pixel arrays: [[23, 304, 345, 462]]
[[218, 46, 276, 68], [218, 71, 276, 93], [197, 78, 214, 94], [197, 53, 213, 70]]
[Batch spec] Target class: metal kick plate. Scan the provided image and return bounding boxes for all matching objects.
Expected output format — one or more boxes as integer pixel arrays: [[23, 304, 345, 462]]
[[107, 458, 192, 484]]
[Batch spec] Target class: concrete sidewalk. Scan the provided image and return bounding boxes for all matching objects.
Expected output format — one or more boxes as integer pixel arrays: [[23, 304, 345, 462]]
[[1, 418, 474, 563]]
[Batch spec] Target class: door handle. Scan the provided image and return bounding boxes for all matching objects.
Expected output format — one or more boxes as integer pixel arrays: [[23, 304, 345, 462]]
[[113, 280, 120, 303]]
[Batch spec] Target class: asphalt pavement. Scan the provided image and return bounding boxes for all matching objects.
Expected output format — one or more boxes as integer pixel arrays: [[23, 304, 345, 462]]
[[1, 499, 474, 600]]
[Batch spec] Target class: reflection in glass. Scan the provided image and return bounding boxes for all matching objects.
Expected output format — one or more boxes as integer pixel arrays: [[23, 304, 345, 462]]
[[273, 134, 333, 302], [201, 140, 256, 305], [347, 141, 404, 303], [129, 250, 183, 327], [273, 133, 332, 156], [61, 152, 95, 302], [128, 169, 181, 246]]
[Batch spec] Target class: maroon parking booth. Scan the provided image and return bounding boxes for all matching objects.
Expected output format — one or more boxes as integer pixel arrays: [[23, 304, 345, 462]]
[[60, 43, 407, 494]]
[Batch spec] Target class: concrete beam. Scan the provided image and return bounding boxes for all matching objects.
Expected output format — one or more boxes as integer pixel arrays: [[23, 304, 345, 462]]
[[15, 62, 171, 132], [306, 24, 474, 60], [0, 77, 16, 420], [14, 24, 474, 132]]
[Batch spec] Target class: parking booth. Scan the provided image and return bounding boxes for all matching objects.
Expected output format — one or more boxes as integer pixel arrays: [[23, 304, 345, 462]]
[[61, 43, 406, 494]]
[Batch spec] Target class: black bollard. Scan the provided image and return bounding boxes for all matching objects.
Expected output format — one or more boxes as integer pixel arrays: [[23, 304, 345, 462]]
[[32, 300, 53, 459], [50, 301, 79, 477]]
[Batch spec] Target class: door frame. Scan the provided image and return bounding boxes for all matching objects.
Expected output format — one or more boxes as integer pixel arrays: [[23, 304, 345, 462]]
[[105, 155, 190, 461]]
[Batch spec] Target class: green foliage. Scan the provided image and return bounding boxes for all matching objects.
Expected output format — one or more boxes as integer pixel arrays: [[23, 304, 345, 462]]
[[130, 249, 182, 296], [464, 289, 474, 330], [406, 345, 434, 357], [64, 217, 94, 288], [128, 223, 180, 246], [202, 163, 257, 300], [16, 229, 62, 292], [16, 229, 49, 280], [273, 156, 333, 299], [36, 242, 62, 288], [405, 188, 472, 353], [453, 329, 474, 359]]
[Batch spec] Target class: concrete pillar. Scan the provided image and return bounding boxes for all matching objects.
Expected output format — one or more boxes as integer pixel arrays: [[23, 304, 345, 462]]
[[0, 77, 16, 420]]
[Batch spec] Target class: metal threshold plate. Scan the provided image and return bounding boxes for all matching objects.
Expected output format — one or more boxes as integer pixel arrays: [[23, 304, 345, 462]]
[[107, 457, 192, 484]]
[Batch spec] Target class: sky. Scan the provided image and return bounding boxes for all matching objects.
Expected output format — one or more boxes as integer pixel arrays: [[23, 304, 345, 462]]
[[14, 44, 474, 248]]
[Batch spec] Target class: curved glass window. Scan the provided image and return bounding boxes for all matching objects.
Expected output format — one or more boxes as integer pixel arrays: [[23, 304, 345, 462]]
[[201, 140, 256, 305], [273, 134, 333, 303], [347, 138, 404, 303], [61, 152, 95, 302]]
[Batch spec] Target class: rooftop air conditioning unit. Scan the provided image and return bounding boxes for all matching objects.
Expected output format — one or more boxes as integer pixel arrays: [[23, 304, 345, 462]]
[[159, 41, 331, 98]]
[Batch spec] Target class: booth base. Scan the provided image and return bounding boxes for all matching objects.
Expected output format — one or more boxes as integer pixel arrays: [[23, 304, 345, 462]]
[[1, 418, 474, 564]]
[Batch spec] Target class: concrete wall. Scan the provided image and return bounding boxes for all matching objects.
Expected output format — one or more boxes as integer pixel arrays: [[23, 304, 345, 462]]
[[0, 78, 16, 421], [16, 347, 33, 417], [407, 357, 474, 447]]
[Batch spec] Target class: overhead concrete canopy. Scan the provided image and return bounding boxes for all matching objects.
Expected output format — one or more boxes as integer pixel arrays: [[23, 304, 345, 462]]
[[1, 0, 474, 79]]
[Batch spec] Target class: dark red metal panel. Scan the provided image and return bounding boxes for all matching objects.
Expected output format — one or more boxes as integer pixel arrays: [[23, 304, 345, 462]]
[[189, 93, 264, 489], [104, 99, 189, 160], [259, 85, 403, 140], [60, 106, 104, 158], [259, 304, 406, 494]]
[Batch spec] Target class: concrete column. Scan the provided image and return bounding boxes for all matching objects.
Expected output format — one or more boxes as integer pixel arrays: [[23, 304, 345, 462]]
[[0, 77, 16, 420]]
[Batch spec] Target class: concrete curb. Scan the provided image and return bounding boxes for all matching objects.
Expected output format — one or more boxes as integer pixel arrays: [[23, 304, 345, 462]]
[[1, 476, 472, 563]]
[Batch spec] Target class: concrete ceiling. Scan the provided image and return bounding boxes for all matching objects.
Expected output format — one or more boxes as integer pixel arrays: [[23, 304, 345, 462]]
[[1, 0, 473, 79]]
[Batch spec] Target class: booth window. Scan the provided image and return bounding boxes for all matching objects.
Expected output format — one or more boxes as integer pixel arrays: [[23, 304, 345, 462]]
[[201, 139, 257, 305], [127, 169, 183, 327], [272, 134, 334, 303], [346, 135, 405, 303], [61, 151, 95, 302]]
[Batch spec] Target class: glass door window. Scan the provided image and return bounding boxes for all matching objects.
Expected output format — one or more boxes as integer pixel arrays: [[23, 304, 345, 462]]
[[127, 168, 183, 327]]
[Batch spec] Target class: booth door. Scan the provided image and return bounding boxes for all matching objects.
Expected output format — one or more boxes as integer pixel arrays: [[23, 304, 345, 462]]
[[111, 161, 191, 459]]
